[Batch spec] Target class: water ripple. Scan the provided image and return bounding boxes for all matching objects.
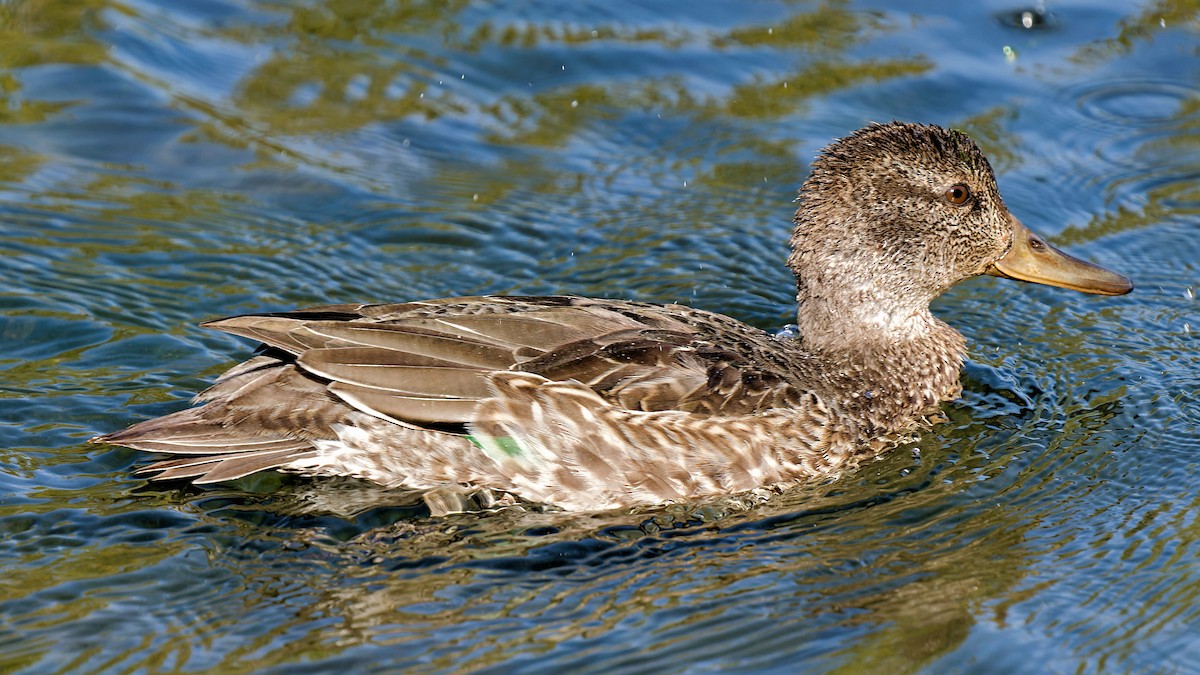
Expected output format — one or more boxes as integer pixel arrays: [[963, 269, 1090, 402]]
[[2, 0, 1199, 672]]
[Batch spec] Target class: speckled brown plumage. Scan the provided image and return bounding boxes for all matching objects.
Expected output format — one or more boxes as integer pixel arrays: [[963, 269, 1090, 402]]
[[93, 122, 1131, 513]]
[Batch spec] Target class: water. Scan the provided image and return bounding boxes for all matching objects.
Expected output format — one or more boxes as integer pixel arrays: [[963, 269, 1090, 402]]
[[1, 0, 1198, 672]]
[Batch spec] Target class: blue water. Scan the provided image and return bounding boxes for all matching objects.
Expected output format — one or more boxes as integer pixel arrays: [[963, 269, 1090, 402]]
[[2, 1, 1198, 672]]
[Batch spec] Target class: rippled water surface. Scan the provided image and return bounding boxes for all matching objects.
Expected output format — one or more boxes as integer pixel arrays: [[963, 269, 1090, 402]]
[[2, 0, 1198, 672]]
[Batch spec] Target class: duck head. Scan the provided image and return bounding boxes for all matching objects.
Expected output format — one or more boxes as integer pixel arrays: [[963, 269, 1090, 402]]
[[789, 122, 1131, 345]]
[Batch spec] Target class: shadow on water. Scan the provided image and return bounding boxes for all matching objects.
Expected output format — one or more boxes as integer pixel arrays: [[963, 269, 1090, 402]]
[[1, 0, 1200, 672]]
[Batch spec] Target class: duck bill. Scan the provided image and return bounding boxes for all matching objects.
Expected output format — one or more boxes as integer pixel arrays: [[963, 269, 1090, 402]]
[[986, 216, 1132, 296]]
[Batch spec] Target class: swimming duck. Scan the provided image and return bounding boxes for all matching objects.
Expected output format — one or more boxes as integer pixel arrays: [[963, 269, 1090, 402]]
[[94, 122, 1132, 513]]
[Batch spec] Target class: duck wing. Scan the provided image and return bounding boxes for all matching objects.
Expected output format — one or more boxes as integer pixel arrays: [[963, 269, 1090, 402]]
[[97, 296, 807, 487], [204, 296, 802, 427]]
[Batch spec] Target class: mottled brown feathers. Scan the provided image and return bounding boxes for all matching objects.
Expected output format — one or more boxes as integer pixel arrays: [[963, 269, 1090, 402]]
[[94, 123, 1038, 512]]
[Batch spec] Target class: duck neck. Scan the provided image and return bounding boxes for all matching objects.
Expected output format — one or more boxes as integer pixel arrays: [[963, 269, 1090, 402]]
[[792, 284, 967, 432], [793, 260, 943, 343], [796, 293, 935, 349]]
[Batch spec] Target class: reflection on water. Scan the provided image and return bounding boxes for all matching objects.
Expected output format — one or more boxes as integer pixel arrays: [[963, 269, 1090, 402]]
[[1, 0, 1199, 672]]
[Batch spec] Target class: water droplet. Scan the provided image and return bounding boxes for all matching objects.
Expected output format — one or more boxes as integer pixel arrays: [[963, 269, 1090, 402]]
[[997, 6, 1057, 30], [1003, 45, 1017, 61], [570, 100, 578, 108], [472, 194, 479, 202], [402, 138, 411, 147]]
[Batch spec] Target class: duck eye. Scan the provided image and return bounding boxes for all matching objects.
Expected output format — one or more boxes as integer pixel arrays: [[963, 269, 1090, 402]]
[[944, 184, 971, 205]]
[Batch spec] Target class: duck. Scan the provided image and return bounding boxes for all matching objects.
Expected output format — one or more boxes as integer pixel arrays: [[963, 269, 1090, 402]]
[[93, 122, 1132, 514]]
